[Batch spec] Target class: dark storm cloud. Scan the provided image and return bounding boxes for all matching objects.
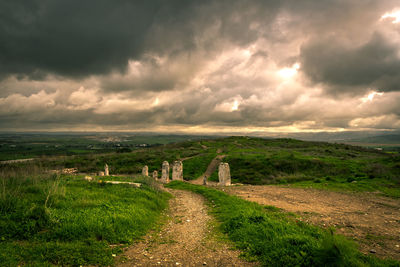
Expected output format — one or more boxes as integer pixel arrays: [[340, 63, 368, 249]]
[[0, 0, 284, 81], [0, 0, 164, 78], [300, 33, 400, 94]]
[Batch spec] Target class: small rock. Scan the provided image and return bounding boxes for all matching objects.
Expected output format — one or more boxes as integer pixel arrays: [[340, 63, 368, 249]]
[[203, 262, 207, 265], [112, 254, 116, 257], [396, 245, 399, 248], [176, 262, 180, 265], [370, 249, 376, 254]]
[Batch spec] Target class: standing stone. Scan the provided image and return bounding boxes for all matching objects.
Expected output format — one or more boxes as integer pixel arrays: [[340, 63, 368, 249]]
[[98, 171, 105, 176], [203, 176, 207, 185], [104, 164, 109, 176], [152, 170, 158, 180], [161, 161, 170, 183], [142, 165, 149, 176], [172, 160, 183, 180], [218, 162, 231, 186]]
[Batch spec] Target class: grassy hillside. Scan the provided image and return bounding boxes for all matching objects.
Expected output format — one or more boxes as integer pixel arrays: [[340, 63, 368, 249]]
[[0, 166, 170, 266], [4, 136, 400, 196], [1, 136, 399, 265]]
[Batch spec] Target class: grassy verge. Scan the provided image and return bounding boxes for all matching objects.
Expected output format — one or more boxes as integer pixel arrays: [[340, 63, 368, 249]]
[[166, 181, 399, 267], [0, 170, 170, 266], [286, 178, 400, 198]]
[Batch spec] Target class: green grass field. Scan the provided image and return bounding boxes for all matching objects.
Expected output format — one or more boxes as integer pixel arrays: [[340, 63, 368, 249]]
[[1, 135, 399, 265], [0, 167, 170, 266]]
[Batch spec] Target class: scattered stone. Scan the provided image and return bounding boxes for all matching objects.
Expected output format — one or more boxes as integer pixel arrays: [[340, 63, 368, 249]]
[[98, 171, 105, 176], [84, 175, 93, 181], [62, 168, 78, 174], [203, 262, 207, 265], [153, 170, 158, 179], [370, 249, 376, 254], [101, 181, 141, 187], [172, 160, 183, 180], [161, 161, 170, 183], [104, 164, 109, 176], [142, 165, 149, 176], [218, 162, 231, 186]]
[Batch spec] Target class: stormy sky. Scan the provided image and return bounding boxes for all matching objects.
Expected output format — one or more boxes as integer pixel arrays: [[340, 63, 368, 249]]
[[1, 0, 400, 133]]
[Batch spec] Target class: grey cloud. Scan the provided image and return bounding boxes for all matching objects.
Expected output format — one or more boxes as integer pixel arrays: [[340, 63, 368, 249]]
[[300, 33, 400, 94], [0, 0, 164, 79]]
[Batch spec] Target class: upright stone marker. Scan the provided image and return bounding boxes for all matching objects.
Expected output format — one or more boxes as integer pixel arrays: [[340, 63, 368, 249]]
[[104, 164, 109, 176], [152, 170, 158, 180], [161, 161, 170, 183], [218, 162, 231, 186], [142, 165, 149, 176], [172, 160, 183, 180]]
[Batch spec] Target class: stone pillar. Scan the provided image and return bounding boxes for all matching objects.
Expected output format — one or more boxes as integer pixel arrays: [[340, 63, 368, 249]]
[[218, 162, 231, 186], [161, 161, 169, 183], [152, 170, 158, 180], [172, 160, 183, 180], [142, 165, 149, 176], [104, 164, 109, 176]]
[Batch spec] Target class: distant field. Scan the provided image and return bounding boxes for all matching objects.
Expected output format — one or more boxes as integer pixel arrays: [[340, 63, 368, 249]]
[[0, 133, 213, 161]]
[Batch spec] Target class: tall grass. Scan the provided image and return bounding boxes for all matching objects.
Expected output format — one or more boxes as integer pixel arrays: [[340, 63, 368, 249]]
[[0, 165, 170, 266], [166, 181, 399, 267]]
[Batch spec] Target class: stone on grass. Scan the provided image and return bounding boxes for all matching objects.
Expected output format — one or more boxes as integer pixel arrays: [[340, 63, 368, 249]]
[[153, 170, 158, 179], [218, 162, 231, 186], [172, 160, 183, 180], [161, 161, 170, 183], [104, 164, 109, 176], [142, 165, 149, 176]]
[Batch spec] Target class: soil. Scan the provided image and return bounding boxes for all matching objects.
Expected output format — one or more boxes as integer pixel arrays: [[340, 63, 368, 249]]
[[118, 188, 257, 267], [224, 185, 400, 261]]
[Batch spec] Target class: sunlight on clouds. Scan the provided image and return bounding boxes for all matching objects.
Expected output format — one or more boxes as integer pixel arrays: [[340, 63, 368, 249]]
[[278, 63, 300, 79], [360, 91, 384, 103], [381, 10, 400, 23], [349, 114, 400, 128], [214, 96, 242, 112]]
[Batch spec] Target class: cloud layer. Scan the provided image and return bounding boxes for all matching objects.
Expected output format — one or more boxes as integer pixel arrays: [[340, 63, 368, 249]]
[[1, 0, 400, 132]]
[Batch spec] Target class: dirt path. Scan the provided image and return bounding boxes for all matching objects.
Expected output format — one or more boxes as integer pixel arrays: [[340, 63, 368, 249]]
[[118, 188, 257, 266], [191, 154, 225, 185], [224, 185, 400, 261]]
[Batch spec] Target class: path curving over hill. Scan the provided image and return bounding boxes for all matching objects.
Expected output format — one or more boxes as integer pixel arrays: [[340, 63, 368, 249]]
[[118, 188, 257, 266], [190, 154, 225, 185]]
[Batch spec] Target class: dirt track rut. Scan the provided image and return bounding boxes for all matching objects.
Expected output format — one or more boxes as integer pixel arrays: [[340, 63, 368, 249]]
[[118, 188, 257, 266]]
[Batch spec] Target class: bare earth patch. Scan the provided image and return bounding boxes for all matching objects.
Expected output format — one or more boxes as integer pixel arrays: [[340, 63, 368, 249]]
[[224, 185, 400, 261], [118, 188, 257, 267]]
